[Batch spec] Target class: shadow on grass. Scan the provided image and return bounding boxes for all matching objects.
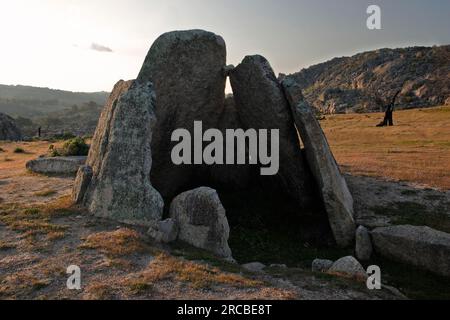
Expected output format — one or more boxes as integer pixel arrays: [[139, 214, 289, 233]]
[[366, 256, 450, 300], [371, 201, 450, 233]]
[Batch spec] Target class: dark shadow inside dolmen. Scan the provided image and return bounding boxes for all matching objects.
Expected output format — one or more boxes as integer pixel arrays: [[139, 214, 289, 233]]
[[160, 158, 338, 266]]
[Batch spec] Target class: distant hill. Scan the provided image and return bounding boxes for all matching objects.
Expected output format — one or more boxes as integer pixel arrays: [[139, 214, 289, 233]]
[[0, 84, 109, 138], [284, 45, 450, 114], [0, 84, 109, 118]]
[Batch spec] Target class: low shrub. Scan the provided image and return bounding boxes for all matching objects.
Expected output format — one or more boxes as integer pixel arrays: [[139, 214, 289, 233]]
[[62, 137, 89, 156], [48, 137, 90, 157]]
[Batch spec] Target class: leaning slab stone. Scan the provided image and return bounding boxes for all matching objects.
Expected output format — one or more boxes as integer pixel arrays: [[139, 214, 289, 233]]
[[371, 225, 450, 277], [328, 256, 367, 280], [229, 55, 314, 208], [73, 80, 164, 226], [137, 29, 227, 200], [170, 187, 232, 259], [26, 156, 86, 175], [282, 78, 355, 247], [72, 165, 93, 204]]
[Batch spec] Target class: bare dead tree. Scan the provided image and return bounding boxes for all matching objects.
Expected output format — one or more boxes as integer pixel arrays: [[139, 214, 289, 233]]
[[376, 87, 403, 127]]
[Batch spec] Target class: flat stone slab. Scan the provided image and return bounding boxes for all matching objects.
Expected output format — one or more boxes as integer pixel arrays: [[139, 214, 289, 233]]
[[371, 225, 450, 277], [26, 156, 87, 175]]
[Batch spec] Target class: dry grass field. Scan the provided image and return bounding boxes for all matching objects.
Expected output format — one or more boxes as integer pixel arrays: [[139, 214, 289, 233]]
[[322, 105, 450, 190], [1, 106, 450, 299], [0, 140, 72, 206]]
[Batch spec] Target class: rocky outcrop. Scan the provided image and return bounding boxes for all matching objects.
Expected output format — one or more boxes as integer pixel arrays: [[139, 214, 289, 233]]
[[229, 55, 315, 208], [283, 79, 356, 247], [371, 225, 450, 277], [284, 45, 450, 114], [26, 156, 86, 175], [73, 80, 164, 226], [0, 112, 22, 141], [137, 30, 227, 201], [170, 187, 232, 259], [328, 256, 367, 280], [355, 226, 373, 261]]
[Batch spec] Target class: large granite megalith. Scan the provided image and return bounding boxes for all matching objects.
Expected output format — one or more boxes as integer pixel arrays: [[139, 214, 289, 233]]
[[229, 55, 315, 208], [72, 80, 164, 226], [282, 78, 356, 247], [71, 29, 356, 250], [137, 30, 227, 200]]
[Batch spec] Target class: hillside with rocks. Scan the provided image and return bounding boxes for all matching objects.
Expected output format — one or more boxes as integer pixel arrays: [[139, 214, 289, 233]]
[[0, 84, 108, 118], [284, 45, 450, 114], [0, 85, 108, 138]]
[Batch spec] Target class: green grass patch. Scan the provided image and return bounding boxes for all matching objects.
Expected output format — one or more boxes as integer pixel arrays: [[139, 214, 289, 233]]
[[401, 189, 419, 196], [0, 201, 73, 241], [171, 242, 242, 274], [367, 256, 450, 300], [33, 189, 57, 197], [217, 188, 351, 267], [127, 281, 154, 294], [229, 226, 350, 268], [13, 147, 26, 154], [371, 201, 450, 233], [423, 193, 445, 201], [0, 240, 16, 251]]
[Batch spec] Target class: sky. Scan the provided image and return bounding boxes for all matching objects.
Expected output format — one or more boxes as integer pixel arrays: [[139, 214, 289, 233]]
[[0, 0, 449, 93]]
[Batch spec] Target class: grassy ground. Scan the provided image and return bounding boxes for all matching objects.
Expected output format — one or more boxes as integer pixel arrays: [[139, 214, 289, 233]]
[[322, 105, 450, 190], [0, 195, 399, 300], [1, 106, 450, 299], [0, 140, 72, 206]]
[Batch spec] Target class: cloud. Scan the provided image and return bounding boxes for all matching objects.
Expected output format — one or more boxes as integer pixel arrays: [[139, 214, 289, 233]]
[[90, 43, 113, 53]]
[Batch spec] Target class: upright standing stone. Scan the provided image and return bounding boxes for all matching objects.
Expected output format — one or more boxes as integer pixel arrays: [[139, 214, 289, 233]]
[[73, 80, 164, 226], [137, 30, 227, 201], [229, 55, 315, 208], [282, 78, 356, 247]]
